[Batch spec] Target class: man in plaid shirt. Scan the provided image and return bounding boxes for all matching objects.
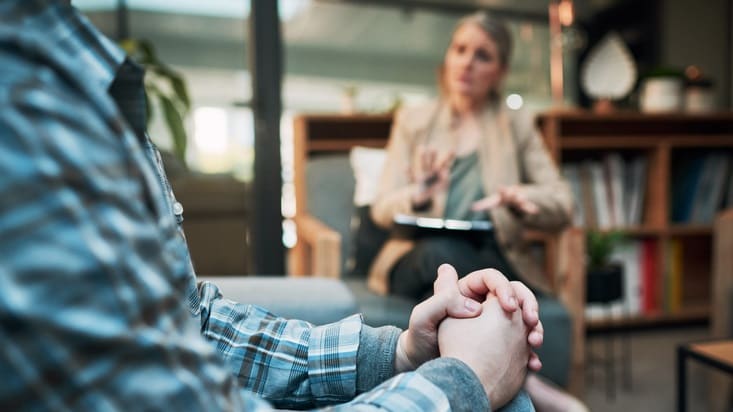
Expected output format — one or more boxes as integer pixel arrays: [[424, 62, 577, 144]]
[[0, 1, 543, 410]]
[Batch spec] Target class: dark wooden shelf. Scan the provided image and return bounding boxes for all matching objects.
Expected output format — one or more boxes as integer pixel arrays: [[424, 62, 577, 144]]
[[666, 225, 714, 236], [587, 304, 709, 331]]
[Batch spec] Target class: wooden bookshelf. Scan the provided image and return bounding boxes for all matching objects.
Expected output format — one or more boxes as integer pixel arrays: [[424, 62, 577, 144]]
[[537, 110, 733, 329]]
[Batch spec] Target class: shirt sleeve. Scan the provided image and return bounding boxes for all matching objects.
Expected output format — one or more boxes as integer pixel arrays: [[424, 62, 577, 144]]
[[197, 280, 363, 408]]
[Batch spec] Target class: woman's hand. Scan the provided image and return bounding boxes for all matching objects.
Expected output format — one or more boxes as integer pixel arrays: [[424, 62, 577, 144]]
[[471, 185, 539, 215], [410, 145, 454, 209]]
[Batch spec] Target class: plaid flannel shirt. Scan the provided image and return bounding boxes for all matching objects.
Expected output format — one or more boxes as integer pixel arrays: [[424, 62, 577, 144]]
[[0, 1, 466, 410]]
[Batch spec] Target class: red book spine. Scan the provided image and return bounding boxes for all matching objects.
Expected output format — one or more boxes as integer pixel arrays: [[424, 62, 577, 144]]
[[641, 239, 659, 314]]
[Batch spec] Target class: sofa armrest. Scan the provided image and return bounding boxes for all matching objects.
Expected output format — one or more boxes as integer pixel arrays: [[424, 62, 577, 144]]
[[290, 213, 342, 278]]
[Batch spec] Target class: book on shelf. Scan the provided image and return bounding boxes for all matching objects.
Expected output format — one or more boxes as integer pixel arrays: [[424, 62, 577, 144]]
[[665, 239, 683, 313], [672, 153, 732, 224], [625, 156, 647, 227], [604, 153, 625, 227], [562, 163, 584, 226], [562, 153, 647, 229], [690, 154, 730, 223], [590, 161, 612, 228], [641, 239, 659, 314], [580, 161, 598, 228]]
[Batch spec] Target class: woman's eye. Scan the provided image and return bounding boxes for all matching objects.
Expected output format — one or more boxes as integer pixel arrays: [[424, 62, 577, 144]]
[[476, 50, 492, 62], [453, 44, 466, 55]]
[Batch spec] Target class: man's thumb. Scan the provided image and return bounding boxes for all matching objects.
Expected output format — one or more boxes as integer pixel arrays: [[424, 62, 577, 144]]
[[434, 264, 482, 317]]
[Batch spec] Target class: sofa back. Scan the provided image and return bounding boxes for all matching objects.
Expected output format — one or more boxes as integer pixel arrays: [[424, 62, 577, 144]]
[[306, 154, 356, 276]]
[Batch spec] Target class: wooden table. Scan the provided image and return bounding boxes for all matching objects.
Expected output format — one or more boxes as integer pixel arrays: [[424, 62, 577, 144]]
[[677, 340, 733, 412]]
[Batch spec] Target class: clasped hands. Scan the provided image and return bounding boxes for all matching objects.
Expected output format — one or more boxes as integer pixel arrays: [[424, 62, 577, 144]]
[[395, 264, 542, 409]]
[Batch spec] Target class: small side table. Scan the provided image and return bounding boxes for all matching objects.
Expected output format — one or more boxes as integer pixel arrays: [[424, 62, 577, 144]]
[[677, 340, 733, 412]]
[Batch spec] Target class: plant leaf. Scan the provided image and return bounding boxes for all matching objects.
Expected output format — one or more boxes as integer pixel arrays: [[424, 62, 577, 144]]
[[158, 94, 187, 163], [150, 64, 190, 111], [144, 87, 154, 126], [136, 39, 157, 65], [169, 75, 191, 111]]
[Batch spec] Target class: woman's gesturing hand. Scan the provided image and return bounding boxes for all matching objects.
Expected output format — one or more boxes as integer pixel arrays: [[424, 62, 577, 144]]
[[410, 145, 454, 209], [471, 185, 539, 215]]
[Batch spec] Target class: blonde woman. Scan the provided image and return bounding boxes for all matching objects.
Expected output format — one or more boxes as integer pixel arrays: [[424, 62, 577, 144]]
[[370, 12, 587, 412]]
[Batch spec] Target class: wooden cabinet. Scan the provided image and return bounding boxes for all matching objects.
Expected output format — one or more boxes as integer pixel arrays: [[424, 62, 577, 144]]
[[537, 111, 733, 329]]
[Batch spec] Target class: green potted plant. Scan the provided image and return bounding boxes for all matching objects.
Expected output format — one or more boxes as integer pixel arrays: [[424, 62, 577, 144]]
[[120, 38, 191, 166], [586, 231, 626, 304]]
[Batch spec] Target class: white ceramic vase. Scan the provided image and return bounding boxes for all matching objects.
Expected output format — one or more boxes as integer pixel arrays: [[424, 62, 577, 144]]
[[640, 77, 683, 112]]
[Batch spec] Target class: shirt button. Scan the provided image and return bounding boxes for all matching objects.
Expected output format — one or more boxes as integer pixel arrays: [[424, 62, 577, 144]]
[[173, 202, 184, 216]]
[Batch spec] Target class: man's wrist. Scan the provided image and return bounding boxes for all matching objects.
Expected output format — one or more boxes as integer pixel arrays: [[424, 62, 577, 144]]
[[394, 331, 417, 373]]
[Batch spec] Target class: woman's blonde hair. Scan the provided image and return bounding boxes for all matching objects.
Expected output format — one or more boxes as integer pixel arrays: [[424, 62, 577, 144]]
[[438, 11, 513, 101]]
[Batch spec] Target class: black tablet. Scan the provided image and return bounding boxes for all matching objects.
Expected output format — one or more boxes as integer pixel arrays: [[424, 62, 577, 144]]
[[392, 213, 493, 239]]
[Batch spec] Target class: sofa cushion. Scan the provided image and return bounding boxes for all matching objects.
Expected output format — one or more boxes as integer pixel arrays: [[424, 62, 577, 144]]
[[343, 279, 415, 329]]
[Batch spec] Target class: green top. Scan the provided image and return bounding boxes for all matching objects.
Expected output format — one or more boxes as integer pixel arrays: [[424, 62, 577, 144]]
[[444, 151, 488, 221]]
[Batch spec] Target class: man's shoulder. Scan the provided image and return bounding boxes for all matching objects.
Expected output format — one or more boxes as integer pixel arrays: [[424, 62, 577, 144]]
[[0, 44, 100, 120], [0, 46, 72, 103]]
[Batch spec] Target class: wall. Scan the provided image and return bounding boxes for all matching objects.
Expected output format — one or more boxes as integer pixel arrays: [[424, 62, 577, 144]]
[[660, 0, 729, 108]]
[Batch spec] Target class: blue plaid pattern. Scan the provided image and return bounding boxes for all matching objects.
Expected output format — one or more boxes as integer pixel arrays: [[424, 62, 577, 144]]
[[0, 1, 452, 410]]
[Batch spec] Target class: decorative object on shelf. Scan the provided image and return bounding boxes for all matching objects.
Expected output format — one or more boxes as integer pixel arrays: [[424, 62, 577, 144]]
[[684, 65, 716, 113], [341, 85, 358, 114], [639, 67, 684, 113], [120, 38, 191, 166], [580, 32, 637, 113]]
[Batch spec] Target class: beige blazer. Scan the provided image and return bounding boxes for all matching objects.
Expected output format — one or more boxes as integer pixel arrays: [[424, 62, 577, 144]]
[[368, 99, 573, 296]]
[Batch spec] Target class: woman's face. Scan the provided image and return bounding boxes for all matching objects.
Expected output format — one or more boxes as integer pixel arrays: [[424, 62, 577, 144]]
[[443, 22, 506, 104]]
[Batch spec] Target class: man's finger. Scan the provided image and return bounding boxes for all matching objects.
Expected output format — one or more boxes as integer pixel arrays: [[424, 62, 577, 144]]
[[528, 351, 542, 372], [528, 319, 544, 349], [433, 264, 482, 319], [457, 268, 517, 312], [509, 281, 540, 328]]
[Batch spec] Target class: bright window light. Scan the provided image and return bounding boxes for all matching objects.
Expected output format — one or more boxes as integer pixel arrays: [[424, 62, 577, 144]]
[[506, 93, 524, 110], [194, 107, 228, 154]]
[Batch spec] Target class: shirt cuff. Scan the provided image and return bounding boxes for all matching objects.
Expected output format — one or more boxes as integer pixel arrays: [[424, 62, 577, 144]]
[[307, 314, 362, 401], [416, 358, 490, 412], [356, 325, 400, 393]]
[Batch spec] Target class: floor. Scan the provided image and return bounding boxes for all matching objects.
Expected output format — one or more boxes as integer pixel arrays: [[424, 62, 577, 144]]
[[582, 326, 730, 412]]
